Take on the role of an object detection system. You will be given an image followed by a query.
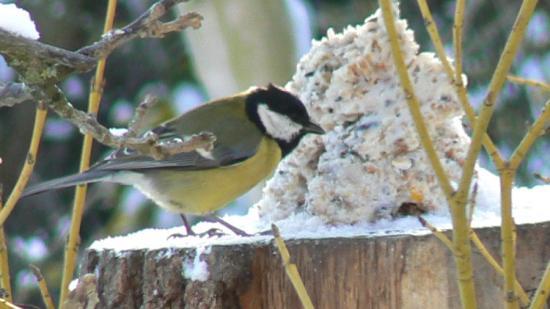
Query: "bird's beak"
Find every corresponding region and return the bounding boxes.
[303,121,325,134]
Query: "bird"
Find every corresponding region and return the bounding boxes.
[22,84,324,236]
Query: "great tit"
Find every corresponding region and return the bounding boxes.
[23,84,324,236]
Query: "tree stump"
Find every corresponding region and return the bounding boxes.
[79,222,550,308]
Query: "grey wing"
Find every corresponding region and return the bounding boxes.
[92,120,261,172]
[92,150,220,171]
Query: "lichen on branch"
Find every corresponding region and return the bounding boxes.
[0,0,210,160]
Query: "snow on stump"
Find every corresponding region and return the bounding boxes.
[79,223,549,308]
[73,6,550,309]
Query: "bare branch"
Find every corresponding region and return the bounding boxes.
[0,29,96,78]
[0,82,33,108]
[0,0,209,160]
[127,94,158,137]
[77,0,203,59]
[27,84,215,160]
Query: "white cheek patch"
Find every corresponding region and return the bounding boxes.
[257,104,303,142]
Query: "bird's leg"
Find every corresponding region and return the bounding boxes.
[203,215,251,236]
[167,214,196,239]
[180,214,195,236]
[169,214,225,238]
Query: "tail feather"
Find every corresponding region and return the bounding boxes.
[22,170,112,197]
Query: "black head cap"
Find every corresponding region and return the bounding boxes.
[246,83,324,156]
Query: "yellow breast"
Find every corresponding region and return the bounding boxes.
[142,137,282,215]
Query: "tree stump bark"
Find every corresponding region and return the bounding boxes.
[79,222,550,308]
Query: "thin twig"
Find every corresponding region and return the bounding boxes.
[0,82,34,108]
[453,0,466,91]
[0,185,12,302]
[378,0,453,198]
[507,75,550,92]
[0,105,48,226]
[415,0,505,170]
[467,179,478,227]
[379,3,477,306]
[127,95,159,137]
[529,261,550,309]
[30,264,55,309]
[469,232,529,306]
[77,0,202,59]
[454,0,539,214]
[417,216,455,251]
[59,0,118,304]
[419,216,529,306]
[271,224,314,309]
[509,99,550,170]
[533,173,550,184]
[500,168,518,308]
[0,298,22,309]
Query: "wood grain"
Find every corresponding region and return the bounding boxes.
[80,222,550,308]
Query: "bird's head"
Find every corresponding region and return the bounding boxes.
[246,84,324,156]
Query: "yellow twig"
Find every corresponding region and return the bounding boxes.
[0,298,22,309]
[469,231,529,306]
[415,0,505,170]
[0,104,47,303]
[30,264,55,309]
[379,2,477,308]
[500,168,518,309]
[0,186,11,303]
[419,216,529,307]
[271,225,314,309]
[455,0,539,214]
[378,0,453,198]
[59,0,118,304]
[507,75,550,92]
[453,0,465,88]
[417,216,454,252]
[534,173,550,184]
[509,99,550,170]
[0,229,10,303]
[529,261,550,309]
[0,105,48,226]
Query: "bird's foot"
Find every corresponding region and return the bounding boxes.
[167,227,226,239]
[202,216,253,236]
[256,229,273,236]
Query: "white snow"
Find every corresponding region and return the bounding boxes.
[109,127,128,137]
[182,246,212,281]
[68,278,79,292]
[0,4,40,40]
[89,167,550,252]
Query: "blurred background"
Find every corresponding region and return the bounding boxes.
[0,0,548,305]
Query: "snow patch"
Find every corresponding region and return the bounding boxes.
[0,4,40,40]
[182,246,212,282]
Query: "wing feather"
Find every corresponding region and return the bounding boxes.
[92,95,263,172]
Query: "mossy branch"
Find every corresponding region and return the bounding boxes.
[0,0,209,161]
